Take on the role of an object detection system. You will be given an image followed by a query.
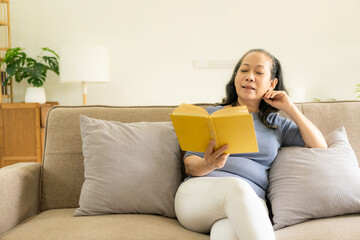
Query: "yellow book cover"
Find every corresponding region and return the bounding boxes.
[170,103,259,154]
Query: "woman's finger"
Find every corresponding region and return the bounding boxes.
[271,92,278,99]
[214,153,230,168]
[264,91,271,99]
[205,139,215,155]
[212,144,229,160]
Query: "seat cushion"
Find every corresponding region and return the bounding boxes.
[2,209,360,240]
[0,209,209,240]
[275,214,360,240]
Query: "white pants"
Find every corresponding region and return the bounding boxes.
[174,177,276,240]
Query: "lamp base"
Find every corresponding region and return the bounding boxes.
[82,82,87,105]
[83,93,87,105]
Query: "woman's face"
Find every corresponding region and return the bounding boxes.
[234,52,277,103]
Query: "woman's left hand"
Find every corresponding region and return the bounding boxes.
[263,90,328,149]
[262,91,295,112]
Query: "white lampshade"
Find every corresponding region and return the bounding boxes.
[60,44,109,104]
[60,44,109,83]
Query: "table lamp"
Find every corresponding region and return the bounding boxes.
[60,44,109,105]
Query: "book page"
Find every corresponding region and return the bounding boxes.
[211,114,258,154]
[171,103,209,117]
[210,105,249,118]
[170,114,212,152]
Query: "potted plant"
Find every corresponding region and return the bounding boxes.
[0,47,59,103]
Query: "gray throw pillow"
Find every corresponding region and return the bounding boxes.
[74,115,182,218]
[268,127,360,230]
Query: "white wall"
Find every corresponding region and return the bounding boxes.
[9,0,360,106]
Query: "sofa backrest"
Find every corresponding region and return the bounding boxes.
[40,101,360,212]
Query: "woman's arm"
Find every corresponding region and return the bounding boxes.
[284,105,327,148]
[263,91,327,149]
[185,140,230,176]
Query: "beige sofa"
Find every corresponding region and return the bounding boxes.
[1,101,360,240]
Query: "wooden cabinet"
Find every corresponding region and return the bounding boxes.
[0,102,58,168]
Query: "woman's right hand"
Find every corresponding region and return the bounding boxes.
[204,140,230,170]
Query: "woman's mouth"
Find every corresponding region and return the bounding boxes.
[242,85,255,91]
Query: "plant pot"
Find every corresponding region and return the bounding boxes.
[25,87,46,104]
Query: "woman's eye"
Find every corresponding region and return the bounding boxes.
[257,72,264,75]
[240,69,248,72]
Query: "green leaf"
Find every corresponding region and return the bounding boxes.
[313,98,321,102]
[29,63,46,78]
[43,56,59,75]
[2,48,27,67]
[26,57,36,64]
[14,70,27,83]
[42,47,60,59]
[5,63,17,77]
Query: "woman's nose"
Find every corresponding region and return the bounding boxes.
[245,72,255,81]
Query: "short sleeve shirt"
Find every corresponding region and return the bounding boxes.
[184,106,305,200]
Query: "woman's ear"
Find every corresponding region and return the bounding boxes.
[269,78,278,91]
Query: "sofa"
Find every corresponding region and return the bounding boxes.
[1,100,360,240]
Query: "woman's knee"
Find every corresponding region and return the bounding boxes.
[175,181,226,233]
[220,178,256,199]
[210,218,238,240]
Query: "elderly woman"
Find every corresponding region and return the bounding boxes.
[175,49,327,240]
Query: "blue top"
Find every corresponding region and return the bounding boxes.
[184,105,305,200]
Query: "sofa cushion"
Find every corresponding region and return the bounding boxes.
[2,209,360,240]
[74,116,182,218]
[0,209,209,240]
[274,213,360,240]
[268,127,360,230]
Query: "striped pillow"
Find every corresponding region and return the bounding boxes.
[268,127,360,230]
[74,115,182,218]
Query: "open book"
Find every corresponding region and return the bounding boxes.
[170,103,259,154]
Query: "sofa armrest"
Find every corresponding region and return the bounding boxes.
[0,163,41,236]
